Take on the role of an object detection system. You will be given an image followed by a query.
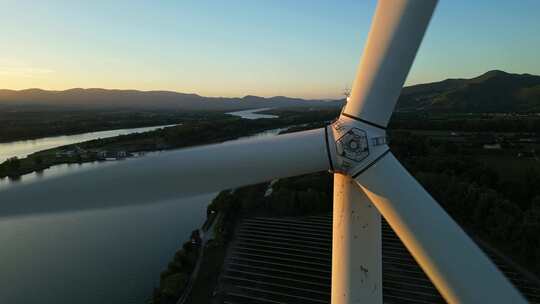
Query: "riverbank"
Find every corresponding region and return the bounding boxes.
[147,206,220,304]
[149,168,334,304]
[0,109,340,179]
[149,189,244,304]
[226,108,278,120]
[0,108,228,143]
[0,124,179,163]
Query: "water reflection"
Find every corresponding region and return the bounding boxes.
[227,108,278,119]
[0,160,117,189]
[0,128,287,190]
[0,125,285,303]
[0,124,177,163]
[0,193,214,304]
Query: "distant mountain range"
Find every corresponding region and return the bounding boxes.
[1,70,539,112]
[397,70,540,113]
[0,88,339,111]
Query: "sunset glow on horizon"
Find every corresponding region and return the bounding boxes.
[2,0,540,99]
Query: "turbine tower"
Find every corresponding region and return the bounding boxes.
[0,0,527,303]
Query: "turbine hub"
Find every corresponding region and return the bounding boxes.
[325,115,389,177]
[336,128,369,162]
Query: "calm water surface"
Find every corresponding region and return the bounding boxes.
[0,126,283,304]
[227,108,278,119]
[0,124,177,163]
[0,194,213,304]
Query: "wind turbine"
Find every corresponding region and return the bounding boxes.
[0,0,527,303]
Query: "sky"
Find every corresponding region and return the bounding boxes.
[1,0,539,99]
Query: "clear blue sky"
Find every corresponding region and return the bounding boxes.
[2,0,539,99]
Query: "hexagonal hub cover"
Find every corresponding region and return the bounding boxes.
[335,128,369,162]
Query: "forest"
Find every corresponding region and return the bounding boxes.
[391,131,540,275]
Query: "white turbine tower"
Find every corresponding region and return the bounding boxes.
[0,1,527,303]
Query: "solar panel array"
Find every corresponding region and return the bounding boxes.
[218,214,540,304]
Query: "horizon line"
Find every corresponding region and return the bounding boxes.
[0,69,534,100]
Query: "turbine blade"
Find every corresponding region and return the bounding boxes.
[354,152,526,303]
[0,128,329,219]
[344,0,437,127]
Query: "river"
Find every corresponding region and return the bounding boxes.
[227,108,278,120]
[0,124,177,163]
[0,125,284,304]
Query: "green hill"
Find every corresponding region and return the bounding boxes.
[397,70,540,113]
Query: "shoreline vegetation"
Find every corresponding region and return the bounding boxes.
[149,171,334,304]
[0,109,217,143]
[0,109,339,179]
[148,209,216,304]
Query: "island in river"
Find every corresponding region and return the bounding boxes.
[0,108,339,179]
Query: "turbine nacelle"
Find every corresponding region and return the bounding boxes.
[326,115,389,177]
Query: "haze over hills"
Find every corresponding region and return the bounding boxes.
[1,70,539,113]
[0,88,339,111]
[397,70,540,113]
